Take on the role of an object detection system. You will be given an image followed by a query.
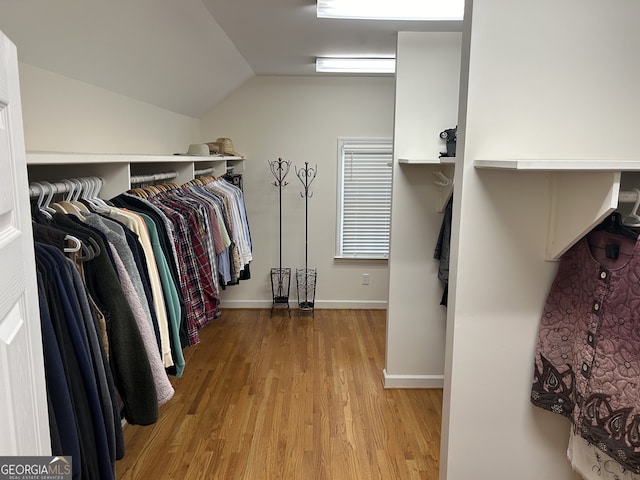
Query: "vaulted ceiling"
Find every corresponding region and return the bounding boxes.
[0,0,461,117]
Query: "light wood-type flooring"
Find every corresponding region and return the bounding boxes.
[115,309,442,479]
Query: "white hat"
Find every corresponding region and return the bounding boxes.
[186,144,210,156]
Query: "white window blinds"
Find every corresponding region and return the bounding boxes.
[336,138,392,259]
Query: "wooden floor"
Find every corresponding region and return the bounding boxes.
[115,309,442,480]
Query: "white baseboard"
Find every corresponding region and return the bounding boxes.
[219,300,272,309]
[219,299,388,309]
[382,369,444,389]
[315,300,387,309]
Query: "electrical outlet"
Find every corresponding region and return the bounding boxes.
[362,273,370,285]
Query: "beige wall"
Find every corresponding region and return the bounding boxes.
[19,68,395,308]
[199,76,395,308]
[19,63,199,155]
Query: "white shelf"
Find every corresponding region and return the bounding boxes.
[26,151,244,165]
[475,159,640,171]
[26,151,245,199]
[398,157,456,165]
[472,158,628,261]
[396,158,455,212]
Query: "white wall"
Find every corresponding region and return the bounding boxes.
[19,63,199,154]
[385,32,462,388]
[441,0,640,479]
[199,76,395,308]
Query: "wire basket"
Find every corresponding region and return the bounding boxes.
[296,267,317,312]
[270,267,291,315]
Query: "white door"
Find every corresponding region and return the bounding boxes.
[0,31,51,455]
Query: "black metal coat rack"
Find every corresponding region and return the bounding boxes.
[295,162,317,313]
[269,157,292,316]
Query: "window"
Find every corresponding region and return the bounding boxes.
[336,138,393,259]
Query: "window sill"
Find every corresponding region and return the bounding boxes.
[334,256,389,261]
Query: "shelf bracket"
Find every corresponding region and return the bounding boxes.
[546,170,621,260]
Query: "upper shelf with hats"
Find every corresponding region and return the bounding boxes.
[25,146,245,200]
[25,151,243,164]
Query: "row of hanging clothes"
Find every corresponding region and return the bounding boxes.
[531,189,640,480]
[30,171,251,480]
[433,170,453,307]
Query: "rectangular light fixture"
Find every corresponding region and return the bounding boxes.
[316,57,396,74]
[317,0,464,21]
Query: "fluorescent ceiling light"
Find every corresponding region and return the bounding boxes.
[316,57,395,74]
[317,0,464,21]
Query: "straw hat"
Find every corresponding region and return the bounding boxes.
[206,142,224,154]
[216,137,240,156]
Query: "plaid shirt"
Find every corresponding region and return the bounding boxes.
[160,193,219,311]
[151,195,211,346]
[167,190,220,307]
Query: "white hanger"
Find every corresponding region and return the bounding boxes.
[623,188,640,227]
[63,178,76,202]
[77,177,101,210]
[52,179,84,216]
[90,176,109,207]
[33,182,53,219]
[79,176,105,210]
[68,178,90,213]
[432,171,452,187]
[70,178,82,202]
[40,181,62,216]
[78,176,108,212]
[63,235,82,253]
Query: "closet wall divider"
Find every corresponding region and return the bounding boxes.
[440,1,640,479]
[384,32,462,389]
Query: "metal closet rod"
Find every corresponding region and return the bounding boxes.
[130,171,178,185]
[28,176,103,198]
[619,190,640,203]
[29,170,181,197]
[194,167,215,177]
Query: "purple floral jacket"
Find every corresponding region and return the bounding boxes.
[532,229,640,473]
